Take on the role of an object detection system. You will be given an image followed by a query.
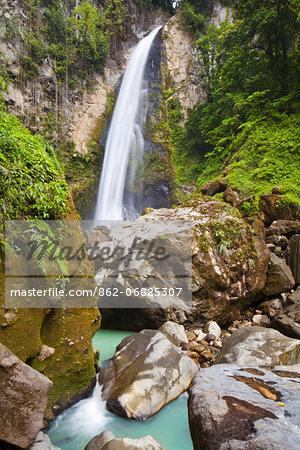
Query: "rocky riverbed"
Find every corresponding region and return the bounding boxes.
[1,200,299,449]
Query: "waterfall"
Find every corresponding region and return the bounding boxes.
[94,27,162,221]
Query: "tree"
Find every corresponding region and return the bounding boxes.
[69,1,109,72]
[104,0,128,56]
[232,0,299,95]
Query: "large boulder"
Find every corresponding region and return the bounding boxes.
[188,363,300,450]
[94,199,270,329]
[98,329,198,420]
[201,178,228,197]
[262,253,295,296]
[0,343,52,448]
[215,327,300,366]
[85,430,164,450]
[0,306,101,421]
[271,311,300,340]
[223,186,244,206]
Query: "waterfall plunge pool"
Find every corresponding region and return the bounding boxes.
[47,329,193,450]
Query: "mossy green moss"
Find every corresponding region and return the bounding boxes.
[0,306,47,362]
[0,258,101,419]
[30,307,101,418]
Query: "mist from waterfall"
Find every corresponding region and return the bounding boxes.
[94,27,161,221]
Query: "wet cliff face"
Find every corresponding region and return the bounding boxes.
[0,259,101,421]
[0,2,171,419]
[163,15,205,118]
[122,28,172,216]
[0,1,171,222]
[162,1,233,119]
[0,1,170,154]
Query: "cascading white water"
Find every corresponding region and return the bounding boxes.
[94,27,161,221]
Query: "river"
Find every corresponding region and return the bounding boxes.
[47,329,193,450]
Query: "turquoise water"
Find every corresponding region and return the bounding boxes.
[47,329,193,450]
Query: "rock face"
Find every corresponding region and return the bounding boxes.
[263,253,295,296]
[0,343,52,448]
[85,430,164,450]
[0,305,101,421]
[163,15,204,118]
[163,2,233,119]
[215,327,300,366]
[99,329,198,420]
[188,363,300,450]
[210,0,233,27]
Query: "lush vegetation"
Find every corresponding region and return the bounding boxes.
[1,0,174,86]
[0,80,68,237]
[178,0,214,35]
[174,0,300,205]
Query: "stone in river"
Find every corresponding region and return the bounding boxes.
[99,329,198,420]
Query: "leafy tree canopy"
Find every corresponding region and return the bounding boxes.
[176,0,300,205]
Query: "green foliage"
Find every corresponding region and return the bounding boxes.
[43,0,68,45]
[26,33,47,65]
[178,0,214,35]
[0,84,68,225]
[20,55,39,79]
[136,0,173,12]
[180,0,299,204]
[4,16,18,43]
[69,1,109,72]
[103,0,129,55]
[0,51,13,83]
[226,114,300,204]
[179,2,206,35]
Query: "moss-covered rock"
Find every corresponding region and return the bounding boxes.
[142,197,270,326]
[0,260,101,421]
[101,198,270,330]
[30,307,101,420]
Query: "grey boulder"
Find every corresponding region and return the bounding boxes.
[99,329,198,420]
[85,430,164,450]
[29,432,61,450]
[271,286,300,339]
[188,363,300,449]
[215,327,300,366]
